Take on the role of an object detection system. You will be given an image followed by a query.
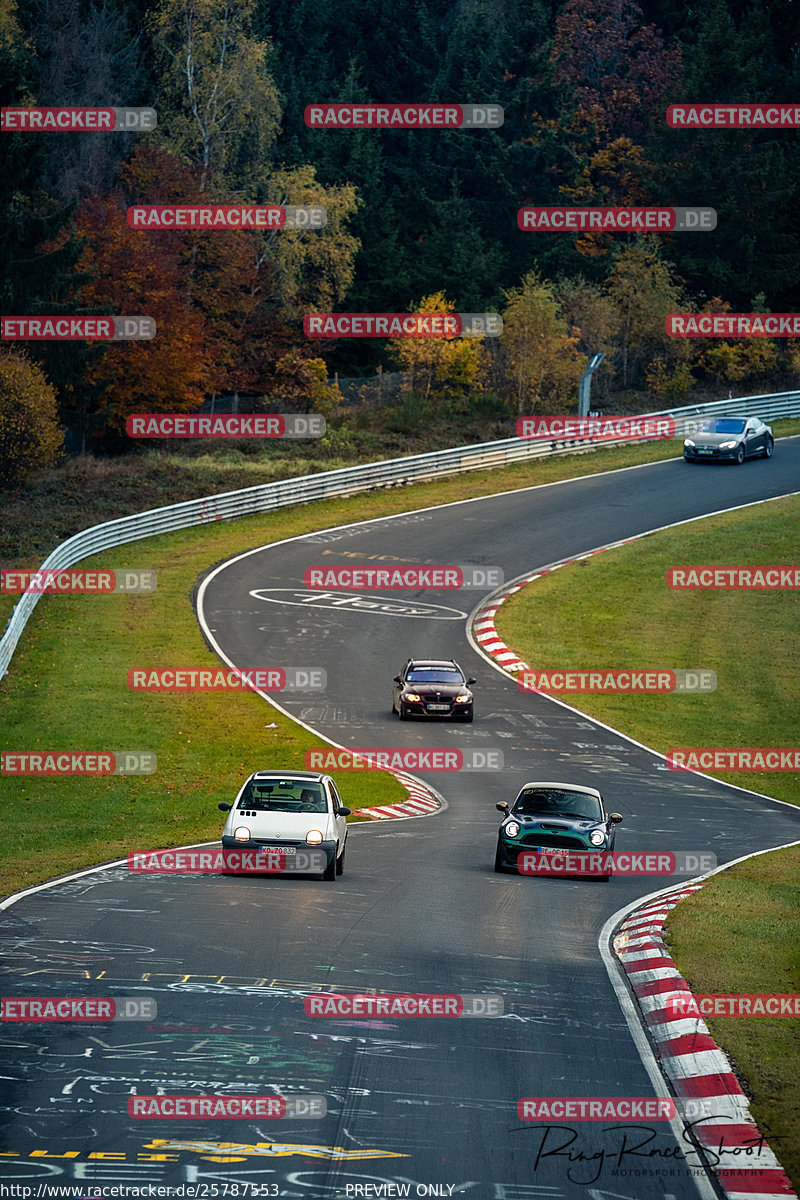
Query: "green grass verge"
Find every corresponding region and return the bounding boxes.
[494,491,799,1190]
[663,848,800,1188]
[494,492,799,805]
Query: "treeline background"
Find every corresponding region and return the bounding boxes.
[1,0,799,474]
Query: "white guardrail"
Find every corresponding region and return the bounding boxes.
[2,390,799,680]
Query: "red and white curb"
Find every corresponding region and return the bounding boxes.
[472,537,643,673]
[358,769,441,820]
[614,884,797,1200]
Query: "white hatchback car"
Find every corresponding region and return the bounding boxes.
[219,770,351,882]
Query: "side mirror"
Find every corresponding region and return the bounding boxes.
[467,677,476,685]
[336,806,352,817]
[393,675,402,684]
[496,801,509,812]
[610,812,623,824]
[218,802,232,812]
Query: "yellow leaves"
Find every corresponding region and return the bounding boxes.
[0,350,63,487]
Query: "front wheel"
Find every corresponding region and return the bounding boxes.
[735,444,745,465]
[494,846,508,873]
[764,437,774,458]
[399,704,409,721]
[336,845,345,876]
[461,710,474,723]
[322,855,337,881]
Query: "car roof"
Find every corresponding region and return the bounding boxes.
[407,659,459,667]
[248,770,327,783]
[516,781,603,799]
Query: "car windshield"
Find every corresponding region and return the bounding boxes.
[703,419,745,434]
[406,669,463,684]
[513,789,603,822]
[238,780,327,813]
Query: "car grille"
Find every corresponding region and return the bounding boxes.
[252,838,304,849]
[520,833,583,850]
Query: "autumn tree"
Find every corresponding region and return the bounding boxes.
[551,0,681,243]
[604,240,687,388]
[499,271,583,414]
[0,349,63,486]
[147,0,281,192]
[688,298,779,389]
[388,293,486,404]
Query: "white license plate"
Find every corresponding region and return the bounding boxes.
[259,845,295,854]
[427,703,450,711]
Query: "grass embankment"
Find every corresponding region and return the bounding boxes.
[1,432,744,899]
[494,495,799,1188]
[663,851,800,1187]
[494,493,800,805]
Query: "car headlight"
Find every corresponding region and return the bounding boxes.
[589,829,606,846]
[719,440,737,449]
[455,694,471,703]
[306,829,323,845]
[504,821,521,838]
[234,825,251,840]
[404,692,422,702]
[684,438,695,447]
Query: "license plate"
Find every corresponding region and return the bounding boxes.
[259,845,295,854]
[427,703,450,711]
[697,448,713,455]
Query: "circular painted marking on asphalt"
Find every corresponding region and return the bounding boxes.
[249,588,468,619]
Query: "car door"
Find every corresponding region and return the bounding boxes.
[327,778,347,849]
[744,418,763,457]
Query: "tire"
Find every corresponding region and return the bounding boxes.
[735,444,745,465]
[399,704,409,721]
[764,437,774,458]
[322,855,336,881]
[598,874,611,883]
[336,845,345,876]
[462,709,474,723]
[494,846,508,873]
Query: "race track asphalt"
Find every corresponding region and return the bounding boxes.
[2,445,799,1200]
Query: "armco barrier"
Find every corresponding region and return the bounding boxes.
[2,391,798,681]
